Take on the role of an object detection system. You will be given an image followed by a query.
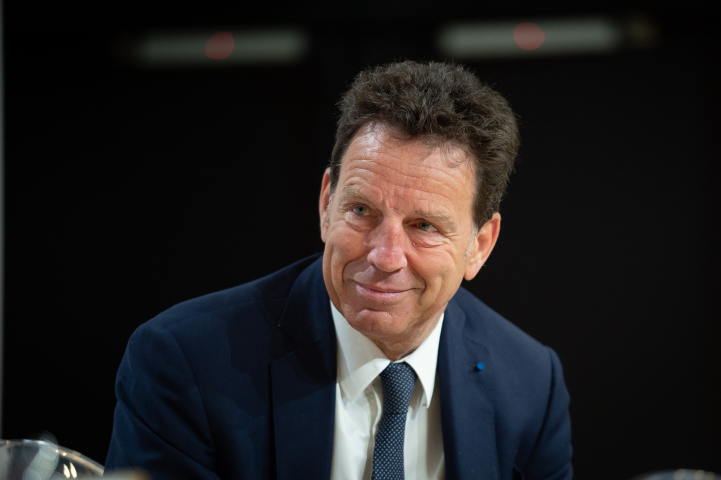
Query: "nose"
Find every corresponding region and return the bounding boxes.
[366,218,408,272]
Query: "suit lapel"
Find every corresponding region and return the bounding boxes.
[439,298,500,479]
[271,258,337,480]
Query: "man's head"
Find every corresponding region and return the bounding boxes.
[319,61,519,360]
[329,61,519,229]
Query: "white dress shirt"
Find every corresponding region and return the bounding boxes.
[329,301,446,480]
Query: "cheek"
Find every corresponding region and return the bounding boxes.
[328,224,367,270]
[412,251,464,296]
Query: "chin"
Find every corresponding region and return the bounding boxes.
[344,305,411,339]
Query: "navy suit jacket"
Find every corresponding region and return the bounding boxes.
[106,254,572,480]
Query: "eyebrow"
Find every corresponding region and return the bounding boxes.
[341,185,374,205]
[341,185,457,229]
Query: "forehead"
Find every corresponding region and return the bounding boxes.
[337,124,475,210]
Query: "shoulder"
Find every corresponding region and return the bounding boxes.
[448,287,572,472]
[108,256,325,477]
[448,286,566,412]
[451,286,551,362]
[130,254,322,353]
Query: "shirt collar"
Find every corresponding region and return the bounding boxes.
[331,300,444,408]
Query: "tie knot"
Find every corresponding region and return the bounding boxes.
[379,362,417,415]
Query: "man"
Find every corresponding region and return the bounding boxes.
[106,61,572,480]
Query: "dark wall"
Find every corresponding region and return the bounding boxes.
[3,3,720,479]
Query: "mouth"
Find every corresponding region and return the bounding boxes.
[353,281,411,303]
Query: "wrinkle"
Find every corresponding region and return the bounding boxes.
[344,170,459,201]
[352,157,463,185]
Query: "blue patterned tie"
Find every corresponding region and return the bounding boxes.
[372,362,417,480]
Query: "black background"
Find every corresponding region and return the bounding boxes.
[3,1,720,478]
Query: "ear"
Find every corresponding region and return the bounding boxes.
[464,212,501,281]
[319,168,332,243]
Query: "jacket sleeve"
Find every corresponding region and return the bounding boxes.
[105,321,222,480]
[523,347,573,480]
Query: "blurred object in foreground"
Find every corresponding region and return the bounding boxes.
[437,15,659,60]
[630,470,721,480]
[0,439,103,478]
[118,28,309,68]
[102,471,151,480]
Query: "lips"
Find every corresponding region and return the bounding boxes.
[355,281,408,294]
[354,281,411,304]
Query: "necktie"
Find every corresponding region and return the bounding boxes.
[372,362,417,480]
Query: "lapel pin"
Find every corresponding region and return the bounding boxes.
[476,362,485,371]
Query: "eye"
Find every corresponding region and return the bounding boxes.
[416,221,438,232]
[352,205,370,216]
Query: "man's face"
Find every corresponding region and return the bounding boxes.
[319,123,499,358]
